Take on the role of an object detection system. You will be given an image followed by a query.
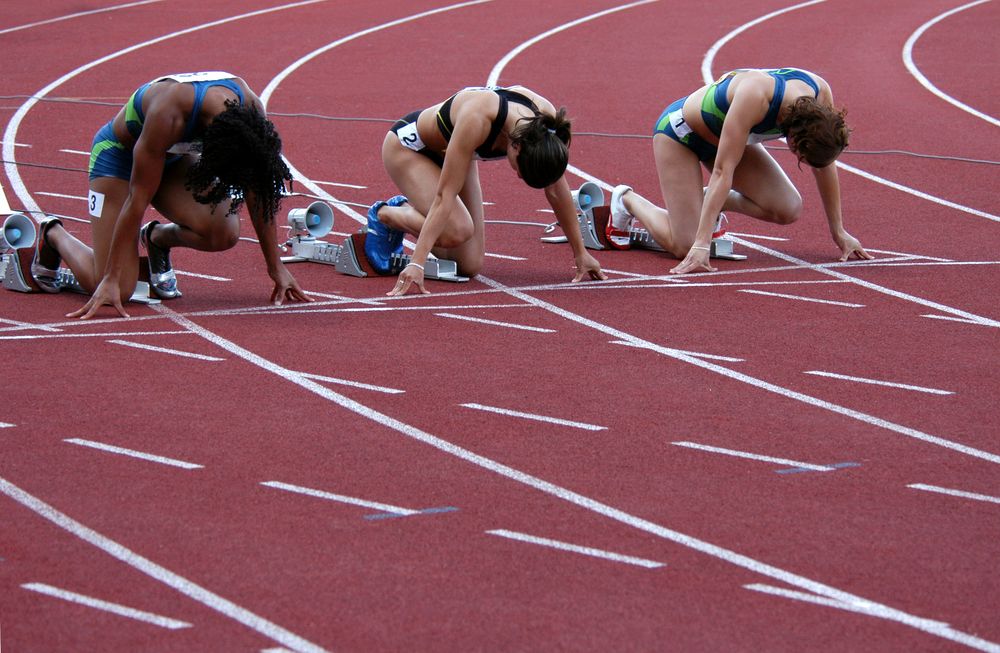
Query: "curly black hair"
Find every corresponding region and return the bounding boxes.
[185,100,291,221]
[510,108,572,189]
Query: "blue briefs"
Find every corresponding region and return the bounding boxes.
[653,97,718,163]
[88,121,131,181]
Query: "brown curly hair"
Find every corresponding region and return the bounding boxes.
[779,97,850,168]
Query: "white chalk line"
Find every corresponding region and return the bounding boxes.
[486,529,666,568]
[21,582,192,629]
[261,481,418,515]
[435,312,556,333]
[64,438,203,470]
[738,289,865,308]
[107,339,225,361]
[460,403,606,431]
[804,371,953,396]
[672,441,833,472]
[907,483,1000,505]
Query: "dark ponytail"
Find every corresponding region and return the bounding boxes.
[510,108,572,188]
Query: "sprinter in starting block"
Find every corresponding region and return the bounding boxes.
[370,85,606,296]
[617,67,871,274]
[31,71,310,319]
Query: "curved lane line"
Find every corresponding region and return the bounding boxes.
[0,0,165,36]
[2,0,327,217]
[903,0,999,128]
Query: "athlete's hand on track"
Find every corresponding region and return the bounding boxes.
[573,252,607,282]
[67,277,129,319]
[670,245,716,275]
[387,263,429,296]
[270,267,313,305]
[835,231,873,262]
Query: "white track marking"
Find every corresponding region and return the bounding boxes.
[174,270,231,281]
[864,247,952,262]
[610,340,745,362]
[435,312,556,333]
[908,483,1000,505]
[921,313,986,326]
[460,403,606,431]
[744,584,951,630]
[0,477,327,652]
[738,289,865,308]
[903,0,998,127]
[0,330,190,341]
[486,0,658,86]
[0,317,61,332]
[482,274,1000,465]
[261,481,418,515]
[1,422,14,428]
[725,232,789,242]
[58,149,90,156]
[312,180,366,189]
[36,191,86,201]
[296,371,404,395]
[804,371,954,396]
[65,438,203,470]
[3,0,328,215]
[672,441,834,472]
[22,583,192,629]
[730,236,1000,328]
[484,252,528,260]
[154,304,999,652]
[107,339,224,361]
[486,529,665,568]
[0,0,164,35]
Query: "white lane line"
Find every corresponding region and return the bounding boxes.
[903,0,998,127]
[486,0,658,86]
[154,303,1000,653]
[1,476,326,652]
[486,529,665,568]
[460,403,606,431]
[738,289,865,308]
[36,191,86,201]
[672,441,833,472]
[725,232,789,242]
[744,584,950,630]
[296,371,404,395]
[730,237,1000,327]
[908,483,1000,505]
[22,582,192,629]
[0,330,189,341]
[0,0,164,35]
[864,247,952,262]
[173,270,231,282]
[435,312,556,333]
[64,438,202,470]
[107,339,225,361]
[1,422,15,428]
[58,149,90,156]
[610,340,744,362]
[804,371,954,396]
[484,252,528,261]
[261,481,419,515]
[312,180,366,190]
[921,313,990,326]
[0,317,62,332]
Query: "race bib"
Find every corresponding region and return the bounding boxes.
[669,110,692,138]
[87,190,105,219]
[396,121,425,152]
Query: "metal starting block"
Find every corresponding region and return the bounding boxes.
[0,251,158,303]
[279,201,468,282]
[540,183,746,261]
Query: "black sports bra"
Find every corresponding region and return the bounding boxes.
[435,87,539,160]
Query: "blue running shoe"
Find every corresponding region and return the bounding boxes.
[364,199,405,274]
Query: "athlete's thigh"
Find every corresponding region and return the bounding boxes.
[382,133,444,216]
[151,155,237,235]
[654,134,706,242]
[731,144,800,215]
[89,176,137,281]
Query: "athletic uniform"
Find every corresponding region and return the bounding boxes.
[88,72,245,180]
[653,68,820,161]
[389,87,539,167]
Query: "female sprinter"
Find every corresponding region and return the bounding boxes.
[366,85,606,296]
[606,67,871,274]
[30,71,310,318]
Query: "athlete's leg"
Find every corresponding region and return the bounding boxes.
[149,155,240,251]
[728,144,802,225]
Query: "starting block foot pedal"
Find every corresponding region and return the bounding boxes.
[1,252,159,303]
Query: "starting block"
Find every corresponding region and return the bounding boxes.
[0,250,158,304]
[541,184,746,261]
[279,201,468,282]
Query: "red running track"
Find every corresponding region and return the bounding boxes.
[1,1,998,651]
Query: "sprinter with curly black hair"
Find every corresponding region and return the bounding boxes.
[367,85,605,296]
[31,72,310,319]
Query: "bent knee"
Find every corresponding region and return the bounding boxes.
[436,221,475,249]
[203,223,241,251]
[769,194,803,225]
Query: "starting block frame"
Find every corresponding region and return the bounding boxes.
[542,198,747,261]
[1,251,159,303]
[281,231,469,283]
